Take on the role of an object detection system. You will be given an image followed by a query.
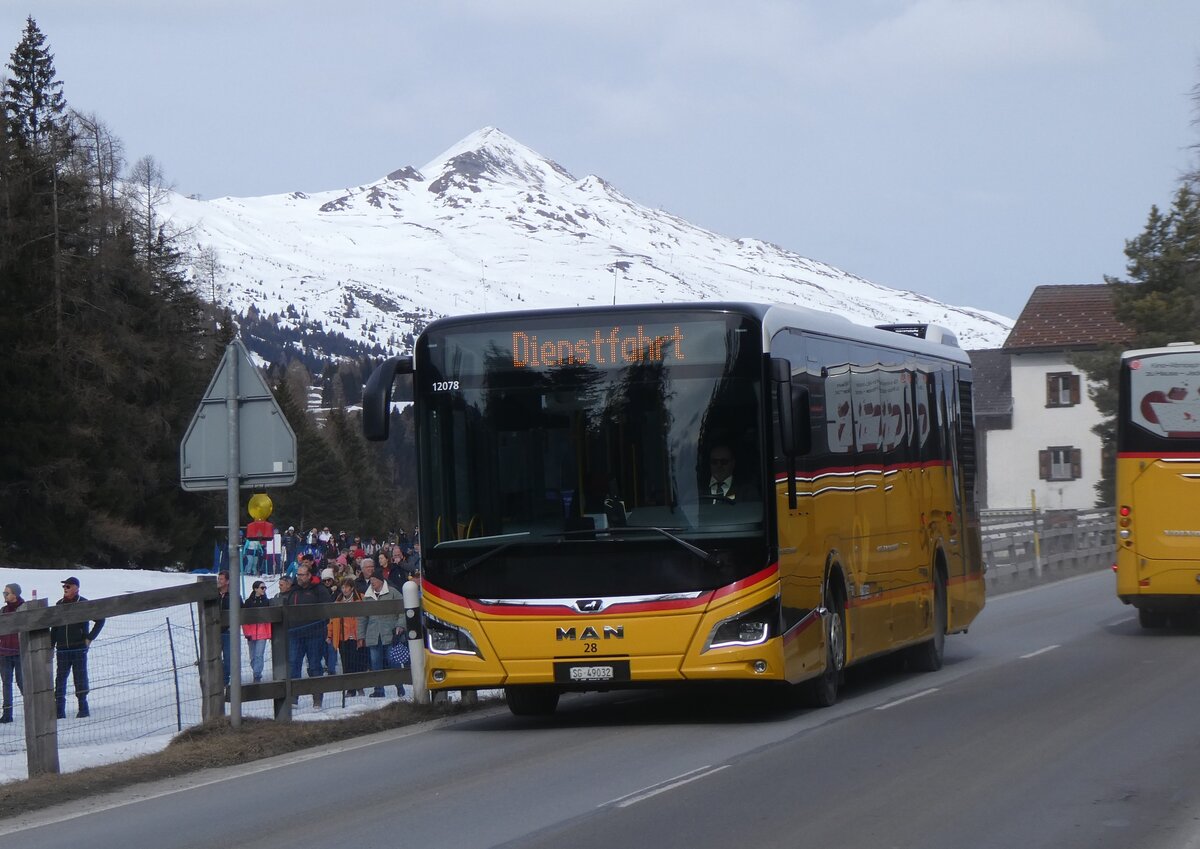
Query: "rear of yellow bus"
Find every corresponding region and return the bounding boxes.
[1115,344,1200,627]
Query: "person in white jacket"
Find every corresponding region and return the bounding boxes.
[356,567,404,698]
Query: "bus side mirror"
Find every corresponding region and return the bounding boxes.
[362,355,413,441]
[770,357,812,458]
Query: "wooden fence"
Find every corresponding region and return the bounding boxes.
[981,508,1115,589]
[0,581,415,778]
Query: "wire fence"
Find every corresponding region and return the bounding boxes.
[0,600,409,783]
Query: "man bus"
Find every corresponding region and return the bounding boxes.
[1115,343,1200,628]
[363,302,984,714]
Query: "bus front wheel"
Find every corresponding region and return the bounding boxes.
[804,580,845,708]
[505,685,560,716]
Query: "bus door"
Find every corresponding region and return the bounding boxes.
[880,357,922,641]
[849,346,893,656]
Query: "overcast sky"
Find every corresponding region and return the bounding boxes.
[5,1,1199,319]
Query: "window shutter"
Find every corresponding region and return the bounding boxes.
[1039,449,1050,480]
[1045,375,1054,406]
[1070,448,1082,479]
[1069,374,1081,406]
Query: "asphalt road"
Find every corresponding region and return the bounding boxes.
[5,570,1200,849]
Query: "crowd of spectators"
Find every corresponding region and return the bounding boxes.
[215,524,422,709]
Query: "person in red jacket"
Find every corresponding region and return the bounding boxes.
[1,583,24,723]
[242,580,272,682]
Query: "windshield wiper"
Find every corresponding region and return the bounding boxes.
[570,525,722,567]
[442,532,531,577]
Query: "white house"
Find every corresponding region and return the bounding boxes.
[972,284,1129,511]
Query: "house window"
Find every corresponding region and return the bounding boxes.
[1039,446,1082,481]
[1045,372,1081,407]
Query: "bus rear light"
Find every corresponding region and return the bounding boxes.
[1119,529,1131,539]
[1119,505,1131,517]
[1139,579,1151,587]
[1111,563,1118,572]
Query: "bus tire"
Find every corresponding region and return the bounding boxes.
[505,685,560,716]
[804,578,845,708]
[1138,607,1168,629]
[908,573,946,672]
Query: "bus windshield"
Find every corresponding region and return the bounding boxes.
[416,311,766,559]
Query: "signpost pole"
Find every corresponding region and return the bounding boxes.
[183,336,297,732]
[225,343,243,727]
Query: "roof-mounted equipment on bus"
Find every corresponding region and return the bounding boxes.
[875,323,959,348]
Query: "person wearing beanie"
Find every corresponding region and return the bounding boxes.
[1,583,25,723]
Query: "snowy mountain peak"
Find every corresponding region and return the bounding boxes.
[422,126,576,197]
[166,127,1013,360]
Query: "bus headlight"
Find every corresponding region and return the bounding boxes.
[704,597,780,652]
[425,612,484,658]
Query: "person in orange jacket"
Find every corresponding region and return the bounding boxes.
[329,578,365,695]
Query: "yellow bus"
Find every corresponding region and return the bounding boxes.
[363,303,984,715]
[1115,343,1200,628]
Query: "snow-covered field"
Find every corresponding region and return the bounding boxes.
[0,568,412,784]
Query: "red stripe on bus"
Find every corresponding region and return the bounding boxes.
[772,459,952,482]
[422,566,779,617]
[1117,452,1200,460]
[782,608,821,645]
[710,564,779,602]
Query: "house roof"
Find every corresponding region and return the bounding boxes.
[1002,284,1130,351]
[968,348,1012,418]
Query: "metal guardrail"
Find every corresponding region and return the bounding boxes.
[981,507,1115,589]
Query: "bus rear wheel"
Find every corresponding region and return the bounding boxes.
[1138,607,1168,629]
[804,581,845,708]
[505,685,560,716]
[908,575,946,672]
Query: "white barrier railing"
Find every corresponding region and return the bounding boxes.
[981,508,1114,588]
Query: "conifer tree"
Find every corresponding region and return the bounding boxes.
[1077,72,1200,505]
[0,18,221,565]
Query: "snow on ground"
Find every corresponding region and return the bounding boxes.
[0,567,416,784]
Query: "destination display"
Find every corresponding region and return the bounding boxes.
[431,317,736,376]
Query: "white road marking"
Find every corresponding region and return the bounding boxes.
[0,708,504,835]
[604,764,731,808]
[1020,644,1061,659]
[1104,615,1137,627]
[875,688,939,710]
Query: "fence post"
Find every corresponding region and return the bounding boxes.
[198,596,224,721]
[272,609,291,721]
[18,598,57,777]
[166,617,183,732]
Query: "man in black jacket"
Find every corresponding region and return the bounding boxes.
[285,563,332,708]
[51,577,105,719]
